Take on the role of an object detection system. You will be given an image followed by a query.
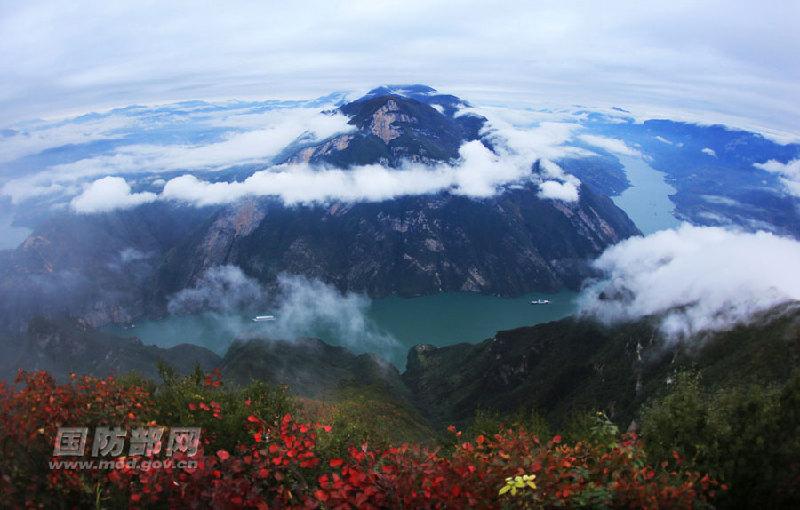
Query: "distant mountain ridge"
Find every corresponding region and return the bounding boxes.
[578,113,800,238]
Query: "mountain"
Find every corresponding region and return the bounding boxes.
[402,302,800,428]
[155,86,638,300]
[220,337,410,401]
[0,85,639,331]
[0,316,432,441]
[283,85,484,167]
[0,318,411,405]
[156,180,637,300]
[0,203,208,331]
[218,337,433,442]
[0,316,220,382]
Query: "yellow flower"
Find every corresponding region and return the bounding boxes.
[498,474,537,496]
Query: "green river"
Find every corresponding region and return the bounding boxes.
[106,291,578,368]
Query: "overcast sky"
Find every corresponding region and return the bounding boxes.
[1,1,798,134]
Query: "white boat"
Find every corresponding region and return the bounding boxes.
[252,315,276,322]
[530,299,551,305]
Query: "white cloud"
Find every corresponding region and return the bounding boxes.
[579,224,800,339]
[1,107,351,203]
[537,159,580,201]
[4,101,591,211]
[538,179,579,202]
[270,273,397,351]
[469,106,588,161]
[70,176,156,213]
[161,140,550,206]
[753,158,800,197]
[654,135,673,145]
[71,135,582,211]
[577,134,641,157]
[119,247,151,263]
[0,115,133,164]
[167,267,397,352]
[66,116,341,172]
[168,265,266,315]
[701,194,737,206]
[2,180,75,203]
[459,106,584,202]
[701,147,717,157]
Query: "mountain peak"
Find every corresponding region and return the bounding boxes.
[354,84,470,118]
[283,87,485,167]
[364,84,438,99]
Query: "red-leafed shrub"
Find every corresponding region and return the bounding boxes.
[0,370,722,509]
[0,370,154,507]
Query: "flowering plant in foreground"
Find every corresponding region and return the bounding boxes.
[0,370,722,509]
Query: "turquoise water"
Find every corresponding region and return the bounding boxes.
[367,291,577,348]
[612,156,680,234]
[106,290,578,367]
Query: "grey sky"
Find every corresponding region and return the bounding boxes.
[1,1,798,134]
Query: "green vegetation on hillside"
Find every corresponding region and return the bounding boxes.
[641,371,800,509]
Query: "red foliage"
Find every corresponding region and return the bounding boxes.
[0,370,154,506]
[0,370,722,509]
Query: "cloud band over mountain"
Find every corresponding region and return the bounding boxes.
[68,140,581,211]
[579,224,800,339]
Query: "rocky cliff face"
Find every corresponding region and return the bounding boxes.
[159,180,636,298]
